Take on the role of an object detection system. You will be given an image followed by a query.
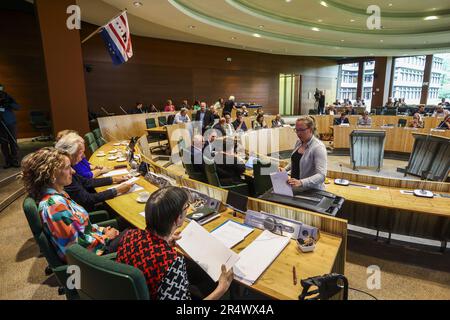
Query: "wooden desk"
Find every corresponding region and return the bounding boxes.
[90,142,344,300]
[333,126,450,153]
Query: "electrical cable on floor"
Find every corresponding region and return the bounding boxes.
[349,287,378,300]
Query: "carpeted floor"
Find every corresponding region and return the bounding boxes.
[1,194,449,300]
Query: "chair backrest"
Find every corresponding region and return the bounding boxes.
[203,157,222,187]
[146,118,157,129]
[87,142,99,154]
[383,108,398,116]
[84,132,96,145]
[29,111,48,125]
[308,109,318,115]
[182,148,207,182]
[96,137,106,147]
[253,159,277,197]
[92,128,102,140]
[158,116,167,126]
[398,119,407,127]
[22,197,64,269]
[66,244,150,300]
[167,115,175,125]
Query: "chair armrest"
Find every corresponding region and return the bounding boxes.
[102,252,117,260]
[96,219,119,229]
[88,210,110,224]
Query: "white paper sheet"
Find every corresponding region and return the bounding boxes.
[211,220,254,249]
[108,183,143,195]
[233,230,290,285]
[102,169,129,177]
[177,221,240,282]
[270,171,293,197]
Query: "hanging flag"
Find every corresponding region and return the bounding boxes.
[99,11,133,65]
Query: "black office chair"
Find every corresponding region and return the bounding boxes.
[30,111,53,142]
[182,148,208,183]
[203,157,249,195]
[167,115,175,125]
[383,108,398,116]
[398,119,407,127]
[253,159,277,197]
[308,109,318,115]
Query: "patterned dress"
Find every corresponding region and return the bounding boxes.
[39,188,106,262]
[116,229,191,300]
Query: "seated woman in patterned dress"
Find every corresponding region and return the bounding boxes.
[21,148,123,262]
[115,186,233,300]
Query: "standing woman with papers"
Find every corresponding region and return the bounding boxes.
[116,187,233,300]
[280,116,327,191]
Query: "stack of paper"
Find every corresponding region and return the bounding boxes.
[211,220,254,248]
[270,171,293,197]
[102,169,129,177]
[108,177,143,195]
[177,221,240,282]
[233,230,290,285]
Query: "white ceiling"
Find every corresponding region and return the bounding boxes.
[77,0,450,57]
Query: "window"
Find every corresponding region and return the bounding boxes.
[337,63,360,102]
[428,54,450,105]
[392,55,426,104]
[362,60,375,109]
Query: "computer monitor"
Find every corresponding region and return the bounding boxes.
[226,191,248,213]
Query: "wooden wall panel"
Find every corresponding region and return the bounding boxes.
[0,9,51,138]
[80,23,339,116]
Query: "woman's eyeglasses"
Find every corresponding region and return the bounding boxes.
[294,127,310,133]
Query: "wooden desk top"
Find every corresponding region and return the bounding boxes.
[325,182,450,218]
[90,142,343,300]
[242,166,449,218]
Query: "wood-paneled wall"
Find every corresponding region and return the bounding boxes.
[0,9,51,138]
[80,23,338,117]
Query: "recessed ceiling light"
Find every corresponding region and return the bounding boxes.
[320,1,328,7]
[424,16,438,20]
[188,25,196,29]
[311,27,320,31]
[388,3,393,7]
[133,1,143,7]
[318,19,323,22]
[253,33,261,38]
[258,25,264,29]
[380,39,384,43]
[340,39,345,42]
[285,0,292,2]
[370,53,374,56]
[231,36,237,40]
[350,19,355,22]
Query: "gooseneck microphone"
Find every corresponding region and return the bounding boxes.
[334,164,350,186]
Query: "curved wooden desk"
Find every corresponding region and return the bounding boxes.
[89,142,346,300]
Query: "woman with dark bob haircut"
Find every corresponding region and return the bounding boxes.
[116,186,233,300]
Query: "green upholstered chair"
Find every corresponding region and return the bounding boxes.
[66,244,149,300]
[182,148,207,183]
[22,197,118,299]
[146,118,157,129]
[84,132,99,154]
[203,157,249,195]
[158,116,167,126]
[93,128,106,147]
[253,158,277,197]
[22,197,78,299]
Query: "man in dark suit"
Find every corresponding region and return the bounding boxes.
[0,84,20,168]
[232,112,248,132]
[194,102,215,132]
[334,112,350,125]
[318,91,325,115]
[223,96,236,115]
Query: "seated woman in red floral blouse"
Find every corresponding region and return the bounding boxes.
[116,186,233,300]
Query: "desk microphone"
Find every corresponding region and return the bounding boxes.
[120,106,128,115]
[334,164,350,186]
[101,107,115,116]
